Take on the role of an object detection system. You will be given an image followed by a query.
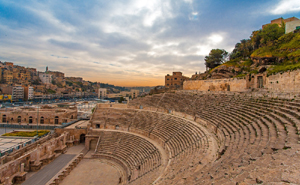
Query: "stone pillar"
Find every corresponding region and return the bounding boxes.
[48,146,52,155]
[58,140,63,148]
[21,163,25,173]
[36,147,40,163]
[63,132,68,144]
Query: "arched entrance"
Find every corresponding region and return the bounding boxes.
[40,117,44,124]
[29,116,33,124]
[17,116,21,123]
[55,116,59,124]
[2,115,6,123]
[80,134,86,143]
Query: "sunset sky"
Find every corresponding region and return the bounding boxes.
[1,0,300,86]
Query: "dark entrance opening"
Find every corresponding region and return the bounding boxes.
[29,116,33,124]
[257,76,263,88]
[2,115,6,123]
[55,116,59,124]
[40,117,44,124]
[80,134,86,143]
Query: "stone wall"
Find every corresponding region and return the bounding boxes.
[183,69,300,94]
[286,20,300,33]
[0,132,69,184]
[55,128,87,142]
[265,69,300,93]
[97,103,128,109]
[183,78,248,92]
[0,108,77,125]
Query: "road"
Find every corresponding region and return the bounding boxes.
[22,154,76,185]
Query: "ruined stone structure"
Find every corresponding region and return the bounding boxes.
[184,69,300,93]
[3,87,300,184]
[165,72,189,89]
[184,78,248,92]
[86,104,213,184]
[0,106,77,125]
[0,132,69,184]
[262,17,299,29]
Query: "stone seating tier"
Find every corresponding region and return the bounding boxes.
[128,91,300,184]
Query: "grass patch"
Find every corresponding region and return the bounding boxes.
[251,32,300,59]
[267,62,300,75]
[234,73,246,78]
[240,59,253,67]
[47,89,56,94]
[2,130,50,137]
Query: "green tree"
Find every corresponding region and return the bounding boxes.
[205,49,228,70]
[258,24,285,46]
[118,96,125,103]
[250,30,262,50]
[230,39,254,60]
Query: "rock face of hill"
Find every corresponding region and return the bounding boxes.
[192,26,300,81]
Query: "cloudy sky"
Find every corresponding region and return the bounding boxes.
[1,0,300,86]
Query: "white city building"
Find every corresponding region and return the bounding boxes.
[28,86,34,100]
[39,72,52,84]
[98,88,107,99]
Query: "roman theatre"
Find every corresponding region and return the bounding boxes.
[2,91,300,185]
[65,91,300,184]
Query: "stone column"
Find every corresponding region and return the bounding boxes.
[21,163,25,173]
[36,148,40,163]
[48,146,53,155]
[59,140,63,148]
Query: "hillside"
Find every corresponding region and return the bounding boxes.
[193,24,300,80]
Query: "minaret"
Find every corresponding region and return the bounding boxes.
[46,66,48,72]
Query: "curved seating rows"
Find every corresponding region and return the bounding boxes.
[91,108,212,184]
[91,130,161,183]
[129,91,300,184]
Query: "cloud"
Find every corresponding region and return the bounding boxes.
[0,0,277,86]
[270,0,300,15]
